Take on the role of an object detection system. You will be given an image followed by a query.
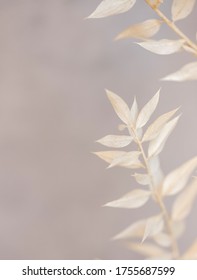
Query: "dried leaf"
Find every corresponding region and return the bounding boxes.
[108,151,142,169]
[136,89,160,129]
[94,151,126,164]
[172,179,197,221]
[133,173,150,186]
[118,124,127,131]
[130,97,138,125]
[142,108,179,142]
[172,0,196,22]
[148,156,164,186]
[87,0,136,19]
[162,157,197,196]
[113,219,146,240]
[128,242,170,258]
[137,39,184,55]
[153,232,171,248]
[142,214,164,242]
[173,221,185,239]
[106,89,131,124]
[116,19,162,40]
[104,189,151,209]
[162,62,197,81]
[97,135,133,148]
[148,116,180,158]
[183,239,197,259]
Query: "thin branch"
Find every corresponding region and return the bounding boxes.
[127,124,180,259]
[145,0,197,56]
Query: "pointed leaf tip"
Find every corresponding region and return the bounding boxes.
[136,89,160,129]
[87,0,136,19]
[106,89,131,124]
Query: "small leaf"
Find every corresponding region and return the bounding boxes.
[113,219,146,240]
[142,108,179,142]
[137,39,184,55]
[142,214,164,243]
[162,157,197,196]
[172,178,197,221]
[128,242,170,259]
[172,0,196,22]
[136,89,160,129]
[133,173,150,186]
[148,156,164,186]
[97,135,133,148]
[94,151,126,164]
[182,238,197,259]
[116,19,162,40]
[108,151,142,169]
[104,189,151,209]
[162,62,197,81]
[106,89,131,124]
[153,233,171,248]
[87,0,136,19]
[118,124,127,131]
[130,97,138,125]
[148,116,180,157]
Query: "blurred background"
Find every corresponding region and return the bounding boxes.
[0,0,197,259]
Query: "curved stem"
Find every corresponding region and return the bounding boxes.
[145,0,197,55]
[127,125,180,259]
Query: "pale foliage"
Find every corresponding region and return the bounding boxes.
[171,0,196,22]
[89,0,197,81]
[89,0,197,259]
[94,89,197,259]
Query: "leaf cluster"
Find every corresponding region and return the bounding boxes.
[88,0,197,259]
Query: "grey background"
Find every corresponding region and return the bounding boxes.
[0,0,197,259]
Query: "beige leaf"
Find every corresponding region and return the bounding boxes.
[148,156,160,173]
[94,150,126,163]
[136,89,160,129]
[142,108,179,142]
[96,135,133,148]
[142,214,164,243]
[137,39,184,55]
[172,179,197,221]
[162,157,197,196]
[162,62,197,81]
[116,19,162,40]
[130,97,138,125]
[128,242,170,258]
[153,232,171,248]
[104,189,151,209]
[118,124,127,131]
[87,0,136,19]
[182,238,197,259]
[148,156,164,186]
[172,0,196,22]
[113,219,146,240]
[106,89,131,124]
[148,116,180,158]
[108,151,142,169]
[133,173,150,186]
[172,221,186,239]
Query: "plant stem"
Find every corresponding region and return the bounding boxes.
[127,124,180,259]
[145,0,197,55]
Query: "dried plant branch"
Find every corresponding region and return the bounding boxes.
[88,0,197,259]
[127,120,180,258]
[145,0,197,55]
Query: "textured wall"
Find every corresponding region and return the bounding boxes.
[0,0,196,259]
